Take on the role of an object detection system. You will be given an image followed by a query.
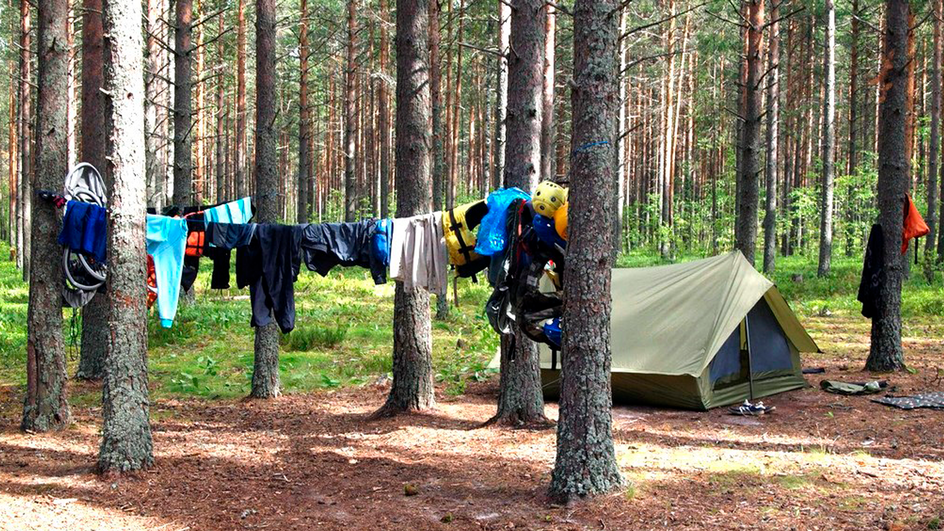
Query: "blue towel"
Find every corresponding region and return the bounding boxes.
[146,215,188,328]
[203,197,253,225]
[58,201,108,263]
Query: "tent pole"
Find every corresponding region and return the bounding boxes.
[745,315,754,401]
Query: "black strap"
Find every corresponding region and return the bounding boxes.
[551,349,558,371]
[449,209,476,263]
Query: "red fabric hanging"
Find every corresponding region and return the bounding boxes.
[902,195,929,253]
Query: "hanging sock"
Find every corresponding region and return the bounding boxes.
[146,215,188,328]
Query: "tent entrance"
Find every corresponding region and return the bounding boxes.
[707,296,799,398]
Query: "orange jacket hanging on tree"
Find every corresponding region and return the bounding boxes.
[901,195,929,253]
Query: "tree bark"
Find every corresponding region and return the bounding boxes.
[77,0,109,381]
[344,0,357,222]
[297,0,310,223]
[865,0,909,373]
[235,0,247,197]
[541,3,556,182]
[549,0,622,500]
[429,0,449,320]
[817,0,836,277]
[846,0,860,258]
[927,0,941,278]
[98,0,153,472]
[374,0,435,417]
[763,0,779,274]
[250,0,281,399]
[379,0,391,218]
[145,0,165,209]
[193,0,204,204]
[172,0,192,207]
[735,0,764,266]
[493,0,510,186]
[489,0,548,428]
[18,0,32,279]
[22,0,71,433]
[215,13,226,203]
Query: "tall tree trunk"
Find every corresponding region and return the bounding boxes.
[763,0,779,274]
[489,0,548,427]
[250,0,281,398]
[193,0,204,204]
[379,0,391,218]
[865,0,909,373]
[429,0,449,319]
[66,0,76,168]
[818,0,836,277]
[297,0,310,223]
[493,0,510,185]
[344,0,357,222]
[659,0,677,259]
[145,0,164,209]
[172,0,192,207]
[549,0,622,501]
[76,0,109,380]
[847,0,860,258]
[99,0,153,472]
[215,13,226,203]
[7,56,17,252]
[541,3,556,182]
[735,0,764,266]
[235,0,247,197]
[928,0,941,277]
[22,0,71,433]
[448,1,464,208]
[18,0,31,279]
[373,0,435,417]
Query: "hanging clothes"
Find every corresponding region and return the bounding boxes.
[857,224,884,319]
[389,212,448,295]
[58,200,108,263]
[300,220,385,284]
[204,197,254,225]
[902,194,930,253]
[236,223,303,333]
[146,215,188,328]
[371,219,393,277]
[204,222,257,289]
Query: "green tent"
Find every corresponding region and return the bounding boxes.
[539,252,819,410]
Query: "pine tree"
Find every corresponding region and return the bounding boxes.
[99,0,153,472]
[549,0,622,501]
[22,0,71,433]
[865,0,910,373]
[373,0,435,417]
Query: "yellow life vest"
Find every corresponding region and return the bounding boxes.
[442,200,490,278]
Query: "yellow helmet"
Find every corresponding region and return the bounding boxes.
[554,201,568,241]
[532,181,567,217]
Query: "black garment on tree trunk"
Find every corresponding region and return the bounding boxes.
[300,220,385,284]
[857,223,885,319]
[236,223,303,333]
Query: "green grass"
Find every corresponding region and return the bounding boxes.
[0,241,941,404]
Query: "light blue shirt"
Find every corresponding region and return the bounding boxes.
[146,215,188,327]
[203,197,253,225]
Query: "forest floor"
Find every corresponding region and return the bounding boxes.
[0,251,943,530]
